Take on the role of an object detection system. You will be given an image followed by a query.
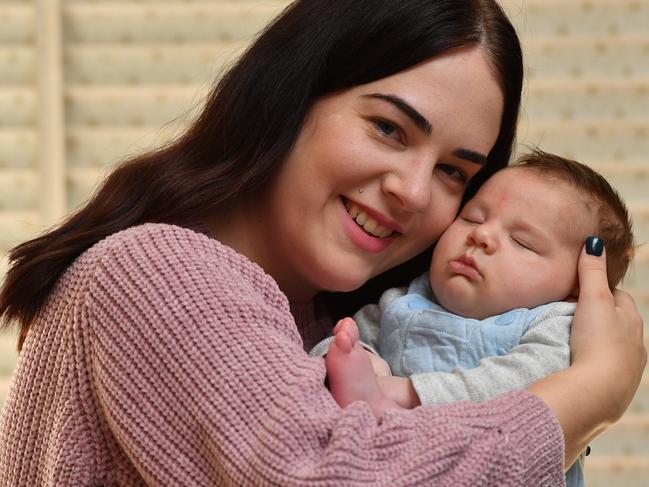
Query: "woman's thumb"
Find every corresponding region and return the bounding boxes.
[577,236,612,304]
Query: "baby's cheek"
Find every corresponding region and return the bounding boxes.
[496,277,531,310]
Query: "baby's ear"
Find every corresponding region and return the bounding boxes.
[566,280,580,302]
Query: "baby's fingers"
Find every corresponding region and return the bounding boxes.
[333,317,359,341]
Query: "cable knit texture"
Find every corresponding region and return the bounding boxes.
[0,224,566,486]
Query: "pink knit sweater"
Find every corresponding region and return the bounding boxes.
[0,224,565,486]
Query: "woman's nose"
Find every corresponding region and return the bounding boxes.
[466,224,497,254]
[381,161,432,212]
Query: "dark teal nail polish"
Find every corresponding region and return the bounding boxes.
[585,236,604,256]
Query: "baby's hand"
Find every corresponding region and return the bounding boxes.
[367,352,392,377]
[326,318,402,417]
[331,316,392,376]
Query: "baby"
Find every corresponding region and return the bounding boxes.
[318,149,634,487]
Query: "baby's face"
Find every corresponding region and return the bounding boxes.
[429,167,596,319]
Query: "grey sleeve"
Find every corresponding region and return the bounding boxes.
[411,303,574,405]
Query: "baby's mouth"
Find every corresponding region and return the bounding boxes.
[343,200,395,239]
[449,255,483,280]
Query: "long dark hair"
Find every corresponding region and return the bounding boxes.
[1,0,523,349]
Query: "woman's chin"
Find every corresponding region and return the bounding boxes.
[304,251,388,294]
[315,270,372,294]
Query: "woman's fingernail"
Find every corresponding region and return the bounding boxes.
[585,236,605,256]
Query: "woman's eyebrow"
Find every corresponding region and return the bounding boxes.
[362,93,432,135]
[362,93,488,165]
[453,148,487,166]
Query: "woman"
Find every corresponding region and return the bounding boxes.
[0,1,644,485]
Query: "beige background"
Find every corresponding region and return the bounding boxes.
[0,1,648,484]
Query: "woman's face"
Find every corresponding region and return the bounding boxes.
[233,46,504,301]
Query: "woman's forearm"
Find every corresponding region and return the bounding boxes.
[528,365,617,469]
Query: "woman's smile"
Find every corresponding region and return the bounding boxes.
[340,197,399,253]
[343,196,403,236]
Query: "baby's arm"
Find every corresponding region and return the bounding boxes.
[410,303,574,405]
[326,303,573,412]
[376,375,422,408]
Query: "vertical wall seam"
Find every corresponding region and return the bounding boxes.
[36,0,66,225]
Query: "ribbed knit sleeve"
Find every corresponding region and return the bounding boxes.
[79,224,564,485]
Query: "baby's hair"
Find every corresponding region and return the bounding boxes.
[511,148,634,289]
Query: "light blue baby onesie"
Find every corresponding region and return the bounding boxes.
[376,273,583,487]
[310,272,585,486]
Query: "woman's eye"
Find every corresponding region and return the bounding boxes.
[371,119,403,142]
[436,164,468,185]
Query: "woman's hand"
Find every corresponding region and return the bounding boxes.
[529,237,646,469]
[570,239,646,421]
